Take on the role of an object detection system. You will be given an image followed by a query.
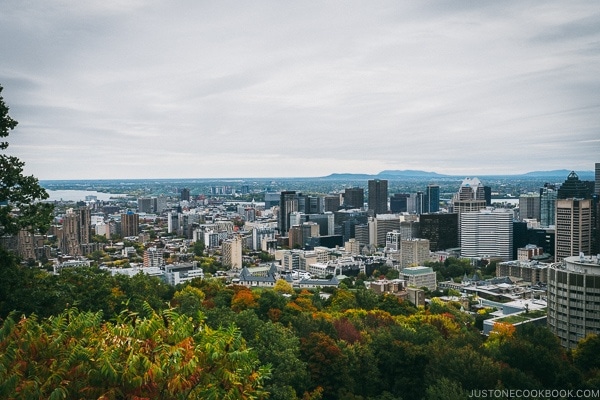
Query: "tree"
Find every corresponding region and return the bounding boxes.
[274,278,294,294]
[0,85,53,237]
[0,305,271,399]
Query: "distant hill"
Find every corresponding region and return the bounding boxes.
[520,169,594,179]
[321,169,594,180]
[377,170,448,178]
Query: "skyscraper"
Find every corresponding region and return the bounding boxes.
[460,208,513,260]
[418,213,459,252]
[121,212,139,237]
[540,184,557,227]
[368,179,388,215]
[594,163,600,196]
[278,191,298,234]
[555,198,592,261]
[425,184,440,213]
[61,207,91,256]
[452,177,488,239]
[557,171,593,199]
[555,172,594,262]
[344,187,364,209]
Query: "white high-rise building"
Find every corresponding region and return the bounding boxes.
[452,177,488,239]
[222,235,243,270]
[401,238,431,269]
[460,208,513,260]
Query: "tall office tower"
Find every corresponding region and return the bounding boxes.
[375,214,400,247]
[452,177,488,238]
[540,184,557,227]
[547,254,600,349]
[143,247,165,267]
[555,198,592,261]
[400,238,430,269]
[558,171,593,199]
[61,207,91,256]
[414,192,425,215]
[278,191,298,234]
[519,193,541,221]
[425,184,440,213]
[368,179,388,215]
[121,212,140,237]
[344,187,364,209]
[596,163,600,195]
[77,207,91,246]
[222,236,243,269]
[555,171,594,261]
[180,188,190,201]
[390,193,410,213]
[324,195,341,212]
[418,213,459,252]
[137,197,153,213]
[460,208,513,260]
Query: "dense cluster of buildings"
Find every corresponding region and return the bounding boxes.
[2,163,600,348]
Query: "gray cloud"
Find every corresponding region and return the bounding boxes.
[1,0,598,179]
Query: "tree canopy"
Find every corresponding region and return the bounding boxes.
[0,84,53,237]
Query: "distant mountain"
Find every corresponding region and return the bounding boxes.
[521,169,594,179]
[320,173,376,180]
[377,170,448,178]
[321,169,595,180]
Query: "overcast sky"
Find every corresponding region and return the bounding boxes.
[1,1,598,180]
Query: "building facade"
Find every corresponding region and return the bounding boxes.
[547,254,600,348]
[121,212,139,237]
[368,179,388,215]
[460,208,513,260]
[555,198,592,261]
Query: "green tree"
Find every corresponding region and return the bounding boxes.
[172,285,206,318]
[0,85,53,237]
[192,240,205,257]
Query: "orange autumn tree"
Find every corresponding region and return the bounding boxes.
[0,304,270,399]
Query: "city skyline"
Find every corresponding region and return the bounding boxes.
[1,1,599,180]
